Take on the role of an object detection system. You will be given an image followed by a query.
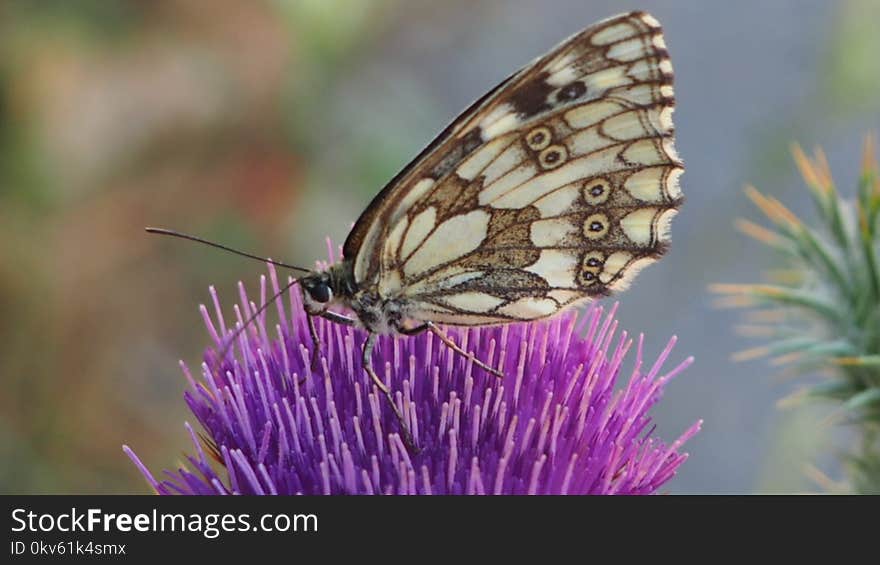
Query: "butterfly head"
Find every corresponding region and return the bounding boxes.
[300,272,334,314]
[299,262,358,315]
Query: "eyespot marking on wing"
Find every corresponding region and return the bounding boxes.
[538,145,568,169]
[525,127,553,151]
[583,178,611,205]
[583,213,610,240]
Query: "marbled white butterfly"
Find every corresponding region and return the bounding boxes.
[150,11,682,451]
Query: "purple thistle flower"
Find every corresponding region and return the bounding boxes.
[125,259,700,495]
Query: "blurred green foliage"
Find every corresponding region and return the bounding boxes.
[822,0,880,119]
[712,138,880,493]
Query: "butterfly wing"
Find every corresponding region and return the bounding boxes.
[344,11,682,325]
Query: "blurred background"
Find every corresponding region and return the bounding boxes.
[1,0,879,494]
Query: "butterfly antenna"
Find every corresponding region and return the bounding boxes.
[212,275,302,371]
[145,227,311,274]
[146,227,310,374]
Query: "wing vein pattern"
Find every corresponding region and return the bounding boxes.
[344,11,683,326]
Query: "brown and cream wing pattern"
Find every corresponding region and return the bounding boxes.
[344,11,683,325]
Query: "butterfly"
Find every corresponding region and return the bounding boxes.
[150,11,682,451]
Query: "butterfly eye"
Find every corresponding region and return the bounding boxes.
[307,281,332,303]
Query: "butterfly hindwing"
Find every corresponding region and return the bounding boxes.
[346,11,682,325]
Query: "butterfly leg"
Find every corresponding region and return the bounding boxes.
[306,313,321,370]
[424,322,504,379]
[361,332,419,453]
[307,310,357,377]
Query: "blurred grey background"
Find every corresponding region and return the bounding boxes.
[1,0,878,493]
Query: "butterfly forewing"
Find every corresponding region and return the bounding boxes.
[345,11,682,326]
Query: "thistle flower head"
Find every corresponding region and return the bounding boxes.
[710,135,880,492]
[127,261,699,495]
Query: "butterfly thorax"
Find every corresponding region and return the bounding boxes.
[300,260,408,335]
